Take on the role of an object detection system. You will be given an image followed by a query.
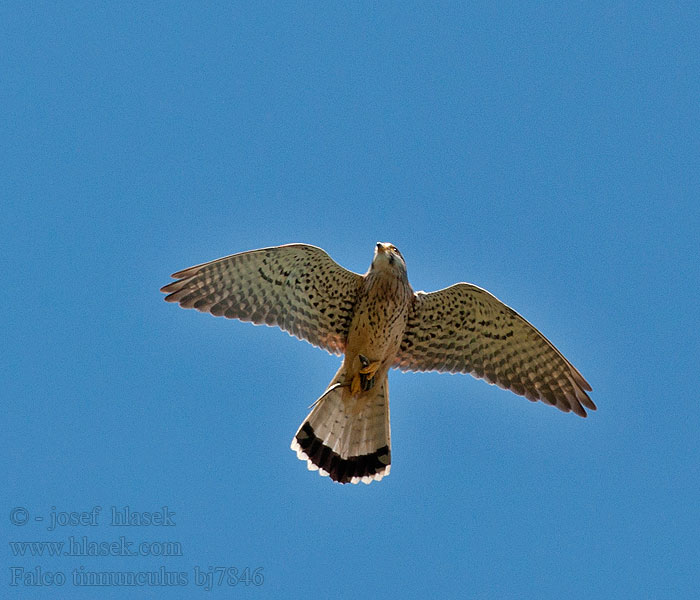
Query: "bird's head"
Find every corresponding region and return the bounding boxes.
[372,242,407,275]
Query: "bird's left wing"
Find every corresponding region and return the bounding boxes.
[393,283,595,416]
[161,244,363,355]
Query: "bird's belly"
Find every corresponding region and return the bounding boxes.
[344,297,408,381]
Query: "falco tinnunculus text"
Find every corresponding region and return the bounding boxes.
[161,243,594,484]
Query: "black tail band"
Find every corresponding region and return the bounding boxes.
[295,422,390,484]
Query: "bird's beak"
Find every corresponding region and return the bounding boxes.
[376,242,387,254]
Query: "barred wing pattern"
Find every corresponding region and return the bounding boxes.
[161,244,363,355]
[393,284,595,416]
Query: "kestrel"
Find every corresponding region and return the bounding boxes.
[161,243,594,484]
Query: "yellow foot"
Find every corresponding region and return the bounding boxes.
[350,375,363,395]
[357,355,381,392]
[358,354,381,377]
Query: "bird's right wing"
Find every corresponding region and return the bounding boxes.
[393,283,595,416]
[161,244,363,355]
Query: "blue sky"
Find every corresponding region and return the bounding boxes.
[2,2,699,598]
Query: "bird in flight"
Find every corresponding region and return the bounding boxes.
[161,243,594,485]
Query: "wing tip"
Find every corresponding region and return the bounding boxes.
[170,266,200,279]
[565,392,597,418]
[159,281,177,294]
[160,277,193,296]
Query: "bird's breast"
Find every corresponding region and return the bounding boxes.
[344,273,413,379]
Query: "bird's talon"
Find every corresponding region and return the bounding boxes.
[358,354,381,376]
[350,375,362,395]
[355,355,381,392]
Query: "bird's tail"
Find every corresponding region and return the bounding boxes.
[291,370,391,484]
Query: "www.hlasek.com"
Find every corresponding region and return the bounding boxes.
[10,536,182,557]
[9,566,264,590]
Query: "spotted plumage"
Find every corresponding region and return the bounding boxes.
[161,242,594,485]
